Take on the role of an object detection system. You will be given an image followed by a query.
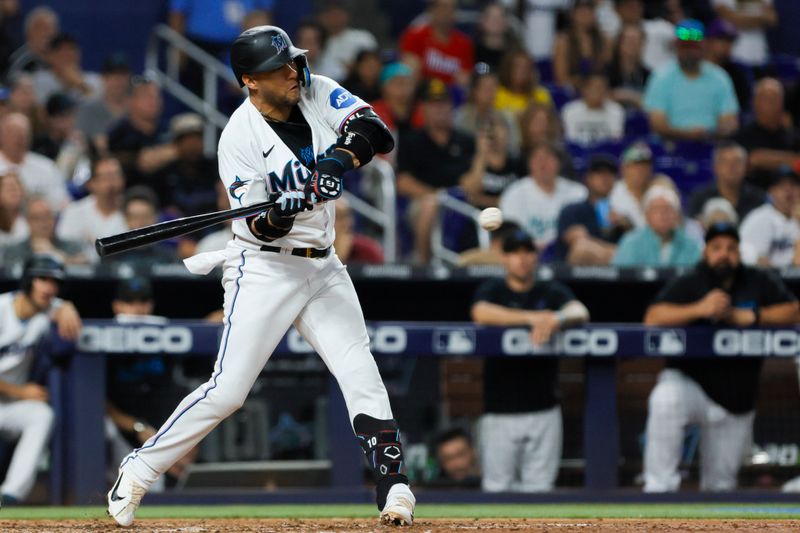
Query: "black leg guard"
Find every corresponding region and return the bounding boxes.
[353,414,409,510]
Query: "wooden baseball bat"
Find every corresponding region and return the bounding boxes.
[95,196,278,257]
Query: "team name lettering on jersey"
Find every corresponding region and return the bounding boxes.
[268,160,312,192]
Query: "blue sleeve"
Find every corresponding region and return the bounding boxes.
[254,0,275,9]
[717,71,740,116]
[557,203,581,239]
[170,0,190,13]
[643,72,668,113]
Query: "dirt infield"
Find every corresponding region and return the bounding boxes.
[1,518,799,532]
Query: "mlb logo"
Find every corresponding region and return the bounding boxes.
[645,330,686,356]
[433,329,476,355]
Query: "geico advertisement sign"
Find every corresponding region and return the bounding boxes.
[713,329,800,356]
[287,326,408,354]
[502,328,618,356]
[79,325,193,353]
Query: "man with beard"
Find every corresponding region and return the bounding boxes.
[642,223,800,492]
[643,19,739,141]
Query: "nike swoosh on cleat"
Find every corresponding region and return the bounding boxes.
[262,146,274,158]
[110,474,126,502]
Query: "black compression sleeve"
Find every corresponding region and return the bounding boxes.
[247,209,294,242]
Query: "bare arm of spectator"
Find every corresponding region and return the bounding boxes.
[727,300,800,327]
[648,111,713,141]
[396,171,435,199]
[552,33,573,88]
[748,148,800,171]
[715,2,777,30]
[459,131,498,206]
[644,289,731,326]
[717,113,739,137]
[137,143,179,174]
[168,9,186,35]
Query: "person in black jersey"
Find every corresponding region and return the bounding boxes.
[471,229,589,492]
[643,222,800,492]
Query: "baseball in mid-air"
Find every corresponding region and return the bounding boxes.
[478,207,503,231]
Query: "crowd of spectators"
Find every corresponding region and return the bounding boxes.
[0,0,797,270]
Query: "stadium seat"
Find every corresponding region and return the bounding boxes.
[544,83,576,110]
[536,59,554,84]
[624,110,650,139]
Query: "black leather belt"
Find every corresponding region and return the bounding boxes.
[260,245,330,259]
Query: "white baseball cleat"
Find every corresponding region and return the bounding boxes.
[380,483,416,526]
[107,470,146,527]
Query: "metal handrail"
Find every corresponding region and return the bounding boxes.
[346,157,397,262]
[431,191,490,266]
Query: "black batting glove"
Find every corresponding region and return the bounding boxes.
[305,150,353,204]
[272,190,311,217]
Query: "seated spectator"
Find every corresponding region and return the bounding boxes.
[613,185,701,266]
[294,20,341,82]
[557,154,626,265]
[194,181,233,255]
[0,171,28,247]
[430,428,480,487]
[0,113,67,211]
[458,220,520,266]
[609,141,654,228]
[711,0,776,67]
[32,33,103,105]
[494,49,552,118]
[317,0,378,82]
[471,230,589,492]
[108,76,177,188]
[0,255,81,504]
[334,196,383,265]
[687,142,765,221]
[342,49,382,103]
[151,113,218,217]
[114,186,177,267]
[705,19,751,111]
[643,223,799,492]
[561,71,625,145]
[7,74,46,138]
[553,0,609,89]
[33,93,89,183]
[500,142,587,252]
[7,6,59,77]
[735,78,800,189]
[518,103,575,179]
[460,114,523,208]
[598,0,676,73]
[3,196,87,266]
[396,79,475,263]
[399,0,474,87]
[55,156,127,259]
[474,2,520,72]
[739,171,800,268]
[643,19,739,142]
[454,67,519,155]
[605,23,650,109]
[370,62,422,168]
[76,53,132,155]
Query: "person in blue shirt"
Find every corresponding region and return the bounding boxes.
[613,184,701,267]
[556,154,628,265]
[643,19,739,142]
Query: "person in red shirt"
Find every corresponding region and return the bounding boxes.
[399,0,474,87]
[334,196,384,264]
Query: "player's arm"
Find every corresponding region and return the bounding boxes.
[0,380,48,401]
[47,299,82,341]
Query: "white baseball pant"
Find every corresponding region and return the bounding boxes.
[479,406,562,492]
[0,399,54,499]
[120,244,393,488]
[644,368,754,492]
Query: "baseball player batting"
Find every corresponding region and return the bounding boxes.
[107,25,415,526]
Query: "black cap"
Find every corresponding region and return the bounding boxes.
[421,78,451,102]
[49,33,79,50]
[502,229,537,253]
[587,153,618,174]
[102,53,130,74]
[768,168,800,189]
[46,92,77,117]
[705,222,739,243]
[115,277,153,302]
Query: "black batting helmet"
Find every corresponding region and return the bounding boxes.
[21,254,66,293]
[230,25,311,88]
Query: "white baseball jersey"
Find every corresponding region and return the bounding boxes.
[739,203,800,267]
[0,292,59,385]
[218,75,370,251]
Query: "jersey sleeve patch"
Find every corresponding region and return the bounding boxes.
[329,87,357,109]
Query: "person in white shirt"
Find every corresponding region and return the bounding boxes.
[712,0,776,67]
[31,33,103,105]
[0,113,68,211]
[0,255,81,504]
[562,72,625,145]
[500,142,588,252]
[596,0,677,72]
[317,1,378,82]
[609,141,655,229]
[55,155,127,259]
[517,0,572,60]
[739,172,800,267]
